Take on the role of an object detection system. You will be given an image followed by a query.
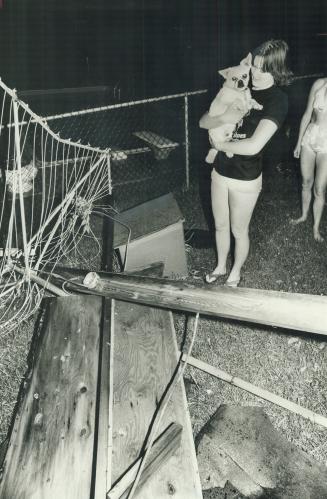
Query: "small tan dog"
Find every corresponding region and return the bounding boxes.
[206,53,262,163]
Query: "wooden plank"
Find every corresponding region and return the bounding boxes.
[61,273,327,337]
[94,194,115,498]
[110,299,202,498]
[181,353,327,429]
[133,131,179,149]
[0,295,102,499]
[94,263,165,497]
[93,297,114,499]
[41,263,165,281]
[107,423,183,499]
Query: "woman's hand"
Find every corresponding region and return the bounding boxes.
[294,144,301,159]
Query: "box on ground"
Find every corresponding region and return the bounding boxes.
[113,193,188,278]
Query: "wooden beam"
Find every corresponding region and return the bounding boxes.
[93,197,115,497]
[0,295,103,499]
[182,354,327,429]
[42,263,165,280]
[93,297,114,499]
[107,423,183,499]
[14,265,69,296]
[61,272,327,337]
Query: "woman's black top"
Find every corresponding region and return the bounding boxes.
[214,85,288,181]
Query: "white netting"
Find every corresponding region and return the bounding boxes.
[0,79,112,334]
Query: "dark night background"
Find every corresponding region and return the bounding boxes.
[0,0,324,200]
[0,0,325,176]
[0,0,326,96]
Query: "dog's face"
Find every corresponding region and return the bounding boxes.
[219,53,252,91]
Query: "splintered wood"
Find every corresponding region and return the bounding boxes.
[107,423,183,499]
[0,295,102,499]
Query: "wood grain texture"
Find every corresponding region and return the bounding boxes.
[94,297,113,499]
[107,423,183,499]
[63,273,327,337]
[110,300,202,498]
[0,295,102,499]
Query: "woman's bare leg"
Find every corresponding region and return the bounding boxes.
[227,188,261,283]
[313,152,327,242]
[209,172,230,276]
[291,146,316,224]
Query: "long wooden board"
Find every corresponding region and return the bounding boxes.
[58,272,327,337]
[0,295,102,499]
[110,299,202,498]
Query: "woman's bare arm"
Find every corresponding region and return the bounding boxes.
[214,119,278,156]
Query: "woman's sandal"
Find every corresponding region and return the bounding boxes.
[205,271,226,284]
[224,278,241,288]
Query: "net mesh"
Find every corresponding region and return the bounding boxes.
[0,80,112,333]
[0,83,207,333]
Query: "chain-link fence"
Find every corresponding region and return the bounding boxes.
[21,89,207,210]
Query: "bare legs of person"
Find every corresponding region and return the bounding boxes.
[290,146,315,225]
[207,171,260,286]
[313,152,327,242]
[227,189,259,284]
[291,147,327,242]
[205,173,229,282]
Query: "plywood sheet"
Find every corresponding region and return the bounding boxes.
[110,300,202,498]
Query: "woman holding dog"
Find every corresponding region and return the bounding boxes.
[290,78,327,242]
[200,39,291,287]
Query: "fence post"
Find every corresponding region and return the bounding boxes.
[184,93,190,190]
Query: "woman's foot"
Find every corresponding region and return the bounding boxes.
[290,215,307,225]
[205,266,226,284]
[225,271,241,287]
[225,278,240,288]
[314,228,324,242]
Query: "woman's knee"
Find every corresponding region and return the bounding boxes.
[302,177,314,191]
[313,184,326,199]
[231,224,249,240]
[214,219,230,233]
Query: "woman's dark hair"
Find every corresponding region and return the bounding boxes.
[253,39,293,86]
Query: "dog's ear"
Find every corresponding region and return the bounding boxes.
[240,53,252,67]
[218,67,230,79]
